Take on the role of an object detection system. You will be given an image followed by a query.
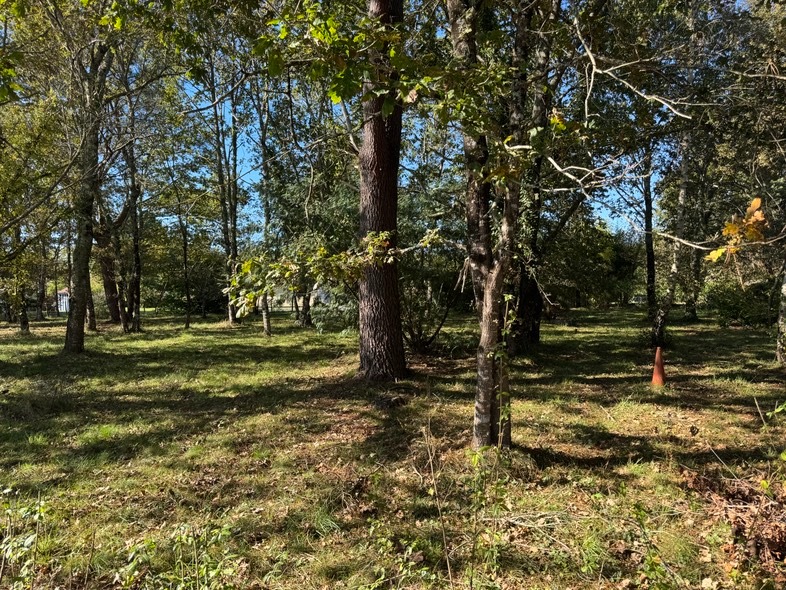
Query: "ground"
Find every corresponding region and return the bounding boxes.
[0,309,784,589]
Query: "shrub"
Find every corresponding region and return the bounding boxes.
[703,280,774,327]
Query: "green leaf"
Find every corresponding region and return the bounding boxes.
[381,95,395,117]
[268,51,284,77]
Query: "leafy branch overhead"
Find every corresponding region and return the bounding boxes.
[706,198,769,263]
[230,230,444,316]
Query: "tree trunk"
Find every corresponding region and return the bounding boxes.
[97,246,122,323]
[683,248,702,322]
[652,133,689,346]
[261,293,272,336]
[357,0,407,381]
[86,283,97,332]
[777,263,786,365]
[113,231,130,332]
[36,267,46,321]
[18,286,29,334]
[62,37,112,353]
[53,273,59,318]
[298,286,313,328]
[179,216,191,329]
[209,58,240,326]
[130,202,142,333]
[64,116,100,353]
[448,0,530,448]
[125,148,143,333]
[643,149,657,321]
[514,270,543,352]
[448,0,495,447]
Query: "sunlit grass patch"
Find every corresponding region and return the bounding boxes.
[0,309,782,588]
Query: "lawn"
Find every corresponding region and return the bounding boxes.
[0,309,784,589]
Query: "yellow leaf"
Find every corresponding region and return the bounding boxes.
[705,248,726,262]
[746,197,762,217]
[722,222,739,237]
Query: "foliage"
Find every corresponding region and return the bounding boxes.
[0,488,46,589]
[703,279,774,328]
[114,524,243,589]
[706,198,769,264]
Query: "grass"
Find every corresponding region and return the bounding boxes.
[0,308,784,589]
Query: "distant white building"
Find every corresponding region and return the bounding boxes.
[57,289,70,313]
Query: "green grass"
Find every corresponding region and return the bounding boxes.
[0,309,784,589]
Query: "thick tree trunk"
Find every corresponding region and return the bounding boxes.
[357,0,407,380]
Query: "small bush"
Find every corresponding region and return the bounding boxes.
[703,280,774,327]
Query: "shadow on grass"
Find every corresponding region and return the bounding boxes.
[1,309,782,494]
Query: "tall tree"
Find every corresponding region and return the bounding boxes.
[357,0,407,380]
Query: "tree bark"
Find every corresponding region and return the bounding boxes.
[64,110,101,352]
[179,216,191,329]
[357,0,407,380]
[298,284,313,328]
[36,247,46,321]
[86,282,97,332]
[261,293,272,336]
[129,196,142,333]
[777,263,786,365]
[448,0,529,448]
[18,286,29,334]
[643,148,657,321]
[97,244,122,323]
[62,35,112,353]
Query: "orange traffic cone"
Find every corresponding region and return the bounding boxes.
[651,346,665,387]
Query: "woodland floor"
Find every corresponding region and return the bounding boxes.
[0,308,784,589]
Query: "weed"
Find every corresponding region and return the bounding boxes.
[114,524,243,589]
[0,488,46,589]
